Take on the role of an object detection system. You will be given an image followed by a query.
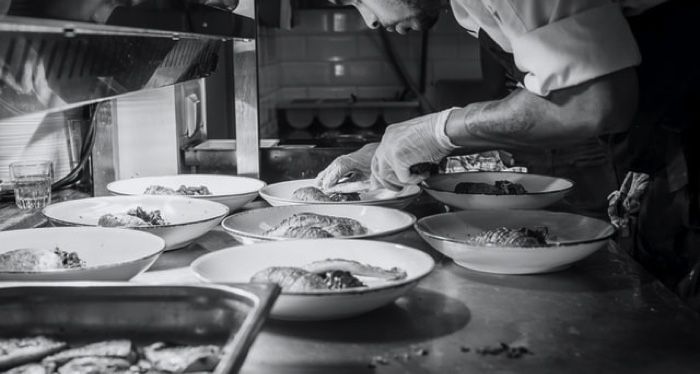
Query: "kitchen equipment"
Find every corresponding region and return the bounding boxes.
[0,282,279,374]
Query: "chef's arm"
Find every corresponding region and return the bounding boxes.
[445,67,638,151]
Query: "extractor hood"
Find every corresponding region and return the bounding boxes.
[0,0,255,120]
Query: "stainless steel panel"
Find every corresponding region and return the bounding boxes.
[0,282,279,374]
[233,36,260,178]
[0,16,222,120]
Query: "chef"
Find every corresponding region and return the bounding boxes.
[317,0,700,307]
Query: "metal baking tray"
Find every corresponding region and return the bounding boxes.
[0,282,280,373]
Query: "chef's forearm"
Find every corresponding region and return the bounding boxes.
[445,67,638,151]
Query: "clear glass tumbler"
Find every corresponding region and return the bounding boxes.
[9,160,53,210]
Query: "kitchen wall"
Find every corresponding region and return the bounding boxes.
[257,6,483,138]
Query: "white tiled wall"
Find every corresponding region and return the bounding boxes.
[258,7,483,136]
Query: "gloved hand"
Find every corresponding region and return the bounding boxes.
[315,142,378,190]
[370,108,459,190]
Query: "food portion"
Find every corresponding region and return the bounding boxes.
[263,212,368,239]
[97,207,168,228]
[454,180,527,195]
[292,186,361,202]
[0,337,222,374]
[250,258,407,292]
[0,248,85,272]
[144,185,212,196]
[0,336,66,371]
[465,227,550,248]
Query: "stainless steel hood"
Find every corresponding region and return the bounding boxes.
[0,1,254,120]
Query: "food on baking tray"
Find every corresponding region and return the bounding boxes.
[292,186,361,202]
[0,336,66,371]
[262,213,368,239]
[465,227,549,248]
[97,206,168,227]
[143,342,221,373]
[454,180,527,195]
[144,184,212,196]
[0,337,222,373]
[0,248,85,272]
[250,258,407,292]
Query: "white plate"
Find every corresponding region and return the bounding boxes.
[220,205,416,244]
[415,210,614,275]
[42,195,229,251]
[422,172,573,210]
[191,239,435,320]
[0,227,164,281]
[107,174,266,211]
[259,179,421,209]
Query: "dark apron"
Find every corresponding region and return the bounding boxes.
[477,0,700,306]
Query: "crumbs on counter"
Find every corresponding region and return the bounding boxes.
[367,346,430,368]
[463,342,533,359]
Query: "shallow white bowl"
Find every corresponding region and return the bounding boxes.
[0,227,164,281]
[221,204,416,244]
[191,239,435,320]
[259,179,421,210]
[422,172,573,210]
[106,174,266,211]
[415,210,615,275]
[42,196,229,251]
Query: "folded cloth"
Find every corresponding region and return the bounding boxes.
[607,171,650,237]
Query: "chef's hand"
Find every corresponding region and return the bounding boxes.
[315,143,378,190]
[370,108,459,190]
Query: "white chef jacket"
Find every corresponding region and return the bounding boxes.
[450,0,669,96]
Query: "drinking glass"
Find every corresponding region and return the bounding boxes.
[9,160,53,210]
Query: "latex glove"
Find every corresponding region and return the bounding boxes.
[370,108,459,190]
[315,143,378,190]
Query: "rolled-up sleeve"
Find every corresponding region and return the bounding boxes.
[495,1,641,96]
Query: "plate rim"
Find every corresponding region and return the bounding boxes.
[190,239,435,296]
[42,195,230,228]
[220,204,417,241]
[0,227,165,274]
[421,171,575,196]
[106,174,267,198]
[259,179,421,205]
[414,210,616,250]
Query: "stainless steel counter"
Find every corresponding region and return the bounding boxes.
[3,193,699,373]
[146,224,700,374]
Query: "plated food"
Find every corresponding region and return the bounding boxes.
[465,227,549,247]
[259,179,421,209]
[250,258,407,292]
[144,184,212,196]
[191,239,434,320]
[262,212,368,239]
[220,204,416,244]
[42,196,229,251]
[291,186,360,202]
[0,248,84,272]
[0,337,221,374]
[415,210,615,274]
[0,227,163,281]
[422,171,573,210]
[107,174,266,211]
[98,206,168,227]
[454,180,527,195]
